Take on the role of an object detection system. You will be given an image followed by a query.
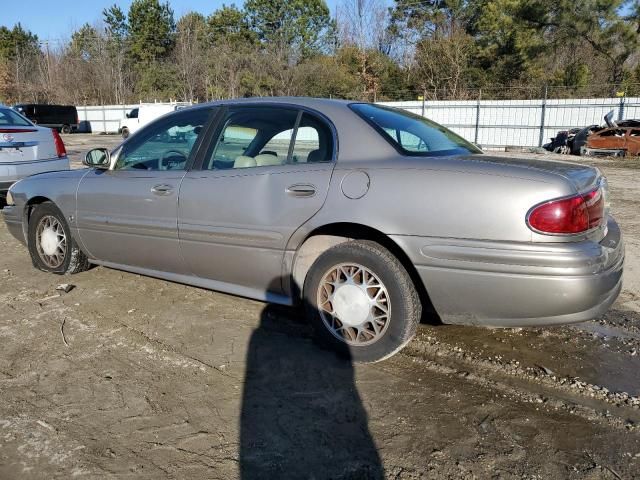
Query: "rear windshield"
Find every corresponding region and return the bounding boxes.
[350,103,481,157]
[1,108,32,127]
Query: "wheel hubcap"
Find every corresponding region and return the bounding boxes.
[35,215,66,268]
[317,263,390,346]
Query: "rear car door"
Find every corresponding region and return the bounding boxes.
[178,105,335,298]
[76,106,213,274]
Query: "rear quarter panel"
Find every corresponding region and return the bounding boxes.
[294,157,576,244]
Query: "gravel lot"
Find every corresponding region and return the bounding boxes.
[1,134,639,479]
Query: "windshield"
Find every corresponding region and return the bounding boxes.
[350,103,481,157]
[1,107,33,127]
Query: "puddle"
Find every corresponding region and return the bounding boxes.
[572,321,640,342]
[418,322,640,396]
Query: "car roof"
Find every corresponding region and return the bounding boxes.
[183,97,399,163]
[204,97,355,109]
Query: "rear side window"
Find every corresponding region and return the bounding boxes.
[1,108,32,127]
[350,103,481,157]
[291,113,333,163]
[205,107,334,170]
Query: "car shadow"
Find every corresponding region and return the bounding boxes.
[239,303,385,479]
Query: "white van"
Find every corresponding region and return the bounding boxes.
[118,102,191,138]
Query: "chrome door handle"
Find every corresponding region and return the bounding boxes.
[151,184,173,195]
[285,184,316,197]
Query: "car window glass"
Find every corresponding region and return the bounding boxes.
[206,107,298,170]
[630,130,640,137]
[399,130,428,152]
[209,124,258,168]
[350,103,481,157]
[115,107,210,171]
[290,113,333,163]
[0,108,32,127]
[262,128,294,159]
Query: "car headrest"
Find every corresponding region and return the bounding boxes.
[255,153,281,167]
[307,149,324,163]
[234,155,257,168]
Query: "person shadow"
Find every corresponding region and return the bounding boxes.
[239,302,385,480]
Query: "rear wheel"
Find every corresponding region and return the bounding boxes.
[27,202,90,274]
[61,124,71,134]
[303,240,421,363]
[121,127,130,139]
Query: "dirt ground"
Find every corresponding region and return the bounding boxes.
[1,134,639,479]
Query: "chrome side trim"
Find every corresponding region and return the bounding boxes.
[0,156,68,166]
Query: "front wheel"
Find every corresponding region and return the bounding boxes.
[121,127,130,139]
[61,124,71,134]
[27,202,90,274]
[303,240,421,363]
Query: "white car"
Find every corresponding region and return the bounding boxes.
[118,102,191,138]
[0,106,70,202]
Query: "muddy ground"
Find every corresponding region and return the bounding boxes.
[1,134,639,479]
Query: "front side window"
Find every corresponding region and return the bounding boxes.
[350,103,481,157]
[115,107,211,171]
[0,108,33,127]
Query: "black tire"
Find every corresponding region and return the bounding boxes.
[61,124,71,134]
[121,127,130,139]
[27,202,90,275]
[303,240,421,363]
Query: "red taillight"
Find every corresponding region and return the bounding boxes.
[52,129,66,158]
[528,187,604,234]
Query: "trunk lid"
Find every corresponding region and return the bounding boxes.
[0,126,57,163]
[469,155,600,192]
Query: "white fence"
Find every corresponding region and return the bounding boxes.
[380,97,640,148]
[78,97,640,148]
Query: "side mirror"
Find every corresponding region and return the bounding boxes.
[84,148,110,169]
[126,112,130,118]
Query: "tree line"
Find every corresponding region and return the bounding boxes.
[1,0,639,106]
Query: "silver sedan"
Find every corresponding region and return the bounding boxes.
[2,98,624,362]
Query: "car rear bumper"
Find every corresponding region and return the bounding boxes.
[0,157,70,188]
[391,217,624,327]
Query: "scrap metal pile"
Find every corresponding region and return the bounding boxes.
[544,111,640,157]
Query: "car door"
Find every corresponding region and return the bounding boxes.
[76,106,214,274]
[178,105,336,299]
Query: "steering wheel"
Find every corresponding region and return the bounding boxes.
[160,149,188,170]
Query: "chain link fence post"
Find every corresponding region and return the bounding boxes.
[474,89,482,144]
[538,84,548,147]
[618,92,626,121]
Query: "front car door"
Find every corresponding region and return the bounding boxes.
[76,106,213,274]
[178,105,336,302]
